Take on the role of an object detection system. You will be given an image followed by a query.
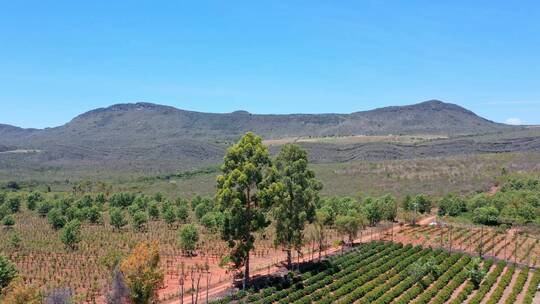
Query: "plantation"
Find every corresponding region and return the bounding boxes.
[210,241,539,304]
[1,133,540,304]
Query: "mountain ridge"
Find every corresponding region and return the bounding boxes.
[0,99,529,179]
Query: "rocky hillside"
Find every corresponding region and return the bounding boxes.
[0,100,525,178]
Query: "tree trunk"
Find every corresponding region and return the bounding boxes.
[286,249,292,269]
[243,253,250,290]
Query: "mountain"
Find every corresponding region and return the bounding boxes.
[0,100,526,179]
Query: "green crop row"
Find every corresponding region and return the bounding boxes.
[448,259,494,304]
[485,265,515,304]
[468,261,506,304]
[524,269,540,304]
[504,267,529,304]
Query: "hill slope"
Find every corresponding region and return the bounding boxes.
[0,100,527,179]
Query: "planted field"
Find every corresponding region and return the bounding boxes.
[391,224,540,267]
[210,241,539,304]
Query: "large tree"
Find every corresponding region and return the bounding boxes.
[216,132,271,289]
[261,144,322,269]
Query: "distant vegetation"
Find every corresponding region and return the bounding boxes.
[439,177,540,226]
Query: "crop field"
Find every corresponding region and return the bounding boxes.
[0,208,347,303]
[211,241,540,304]
[390,224,540,267]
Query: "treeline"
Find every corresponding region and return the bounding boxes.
[438,177,540,226]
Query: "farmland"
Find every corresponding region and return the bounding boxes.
[1,132,540,304]
[210,241,540,304]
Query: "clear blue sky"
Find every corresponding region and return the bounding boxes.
[1,1,539,128]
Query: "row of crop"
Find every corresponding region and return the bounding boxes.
[366,250,454,304]
[337,247,436,304]
[278,243,401,304]
[412,254,471,304]
[524,269,540,304]
[504,267,529,304]
[311,245,421,304]
[374,253,452,304]
[468,261,506,304]
[222,242,396,304]
[427,257,475,304]
[485,265,515,304]
[391,252,464,304]
[448,259,494,304]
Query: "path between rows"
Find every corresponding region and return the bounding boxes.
[164,215,436,304]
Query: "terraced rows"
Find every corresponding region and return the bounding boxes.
[211,241,540,304]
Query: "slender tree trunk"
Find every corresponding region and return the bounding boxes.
[286,249,292,269]
[243,253,249,290]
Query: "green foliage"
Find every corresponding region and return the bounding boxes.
[76,194,93,209]
[61,220,82,250]
[86,206,103,224]
[260,144,322,267]
[109,192,136,208]
[472,206,499,225]
[94,193,106,205]
[131,211,147,231]
[0,254,18,292]
[109,207,127,230]
[216,132,271,285]
[319,197,360,225]
[37,201,53,217]
[2,214,15,228]
[9,233,22,249]
[438,193,466,216]
[7,196,21,213]
[153,192,164,202]
[200,212,218,231]
[379,194,398,221]
[26,192,43,211]
[47,208,67,230]
[0,204,9,221]
[147,201,160,220]
[163,207,176,227]
[194,198,213,219]
[408,256,441,287]
[335,213,367,244]
[179,224,199,254]
[176,205,189,223]
[465,257,485,289]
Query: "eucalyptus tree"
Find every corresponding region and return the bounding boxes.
[261,144,322,269]
[216,132,272,289]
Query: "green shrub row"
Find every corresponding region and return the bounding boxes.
[429,258,475,304]
[369,251,454,304]
[504,267,529,304]
[485,266,515,304]
[315,245,420,304]
[523,269,540,304]
[448,259,494,304]
[413,254,471,304]
[338,247,434,304]
[468,261,506,304]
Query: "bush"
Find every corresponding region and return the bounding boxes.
[47,208,66,230]
[472,206,499,225]
[61,220,82,250]
[132,211,147,231]
[179,224,199,255]
[0,254,18,292]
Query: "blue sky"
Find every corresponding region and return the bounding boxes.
[1,1,539,128]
